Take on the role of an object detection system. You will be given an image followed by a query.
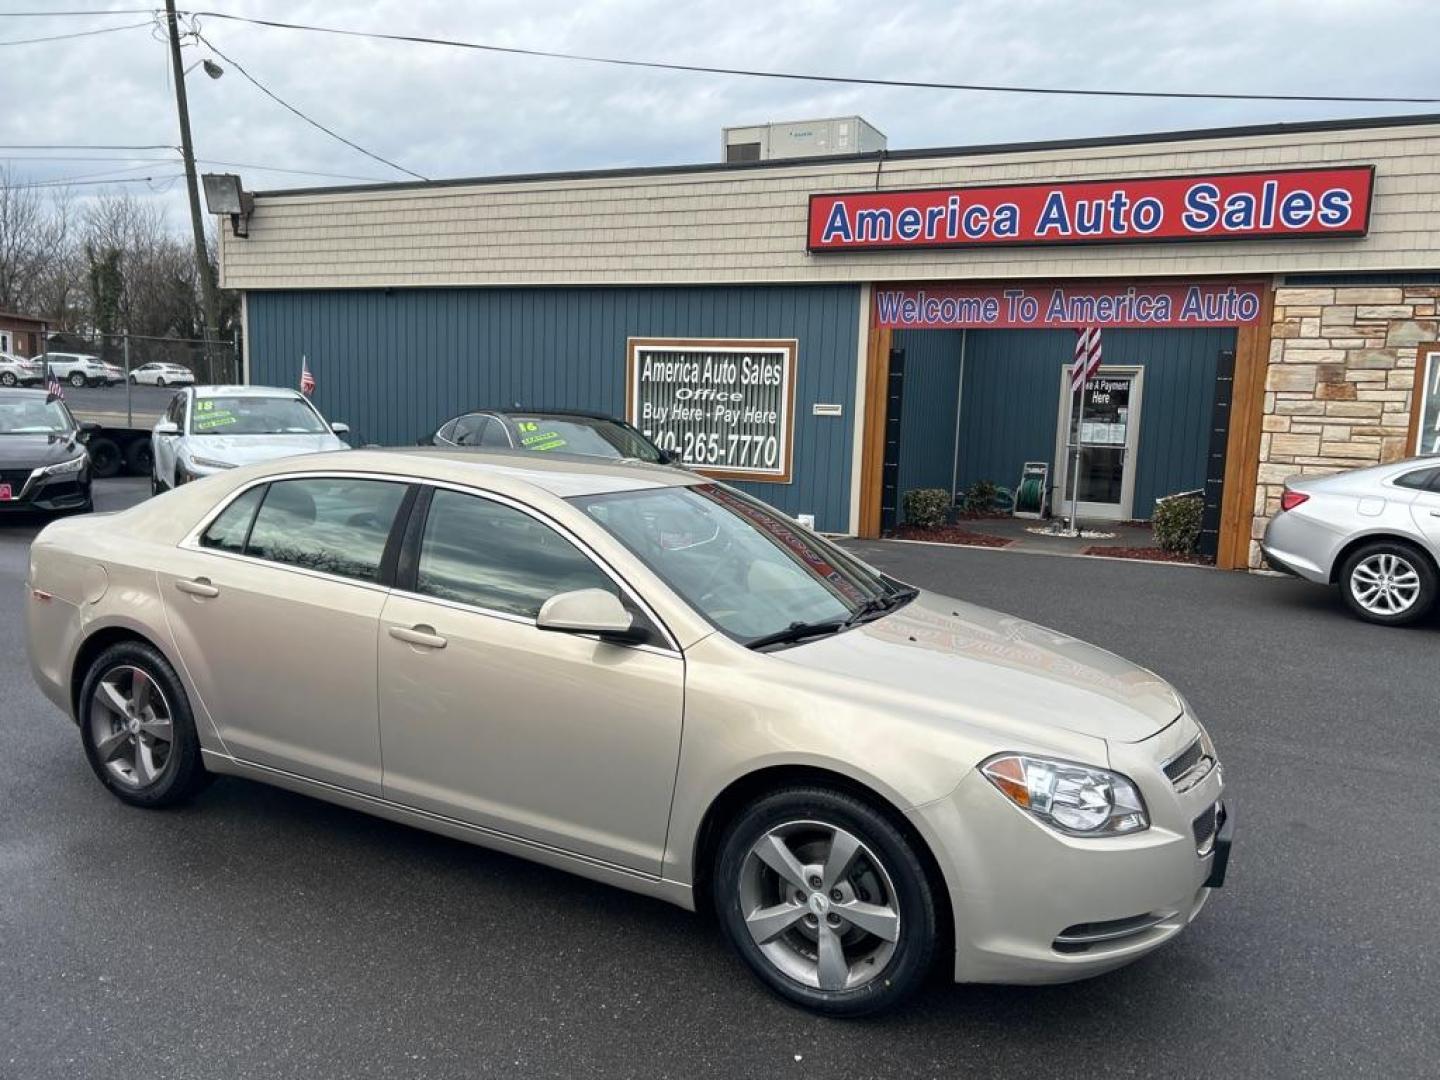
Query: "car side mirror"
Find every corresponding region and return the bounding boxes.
[331,421,350,436]
[154,421,179,436]
[536,588,647,644]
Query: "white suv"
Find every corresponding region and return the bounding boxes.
[0,352,43,387]
[41,353,112,388]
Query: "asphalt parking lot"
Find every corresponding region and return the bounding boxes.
[2,482,1436,1079]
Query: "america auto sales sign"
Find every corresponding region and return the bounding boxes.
[807,166,1375,252]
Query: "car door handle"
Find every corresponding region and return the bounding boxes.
[388,624,447,649]
[175,577,219,598]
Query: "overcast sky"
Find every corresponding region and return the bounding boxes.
[2,0,1437,228]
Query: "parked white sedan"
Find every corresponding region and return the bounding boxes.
[150,385,350,493]
[130,362,195,387]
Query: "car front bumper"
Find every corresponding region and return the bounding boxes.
[911,734,1228,985]
[0,471,92,512]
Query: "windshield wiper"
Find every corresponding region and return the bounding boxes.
[844,587,919,626]
[745,619,848,651]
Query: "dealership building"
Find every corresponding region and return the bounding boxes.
[216,113,1440,569]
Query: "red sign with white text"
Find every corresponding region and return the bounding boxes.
[808,166,1374,252]
[873,282,1267,329]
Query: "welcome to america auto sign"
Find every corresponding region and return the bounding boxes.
[627,338,797,483]
[808,166,1375,252]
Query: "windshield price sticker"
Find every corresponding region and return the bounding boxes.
[627,338,796,483]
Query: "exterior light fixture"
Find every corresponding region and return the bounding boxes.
[201,172,254,238]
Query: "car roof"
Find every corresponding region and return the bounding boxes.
[0,386,51,399]
[189,384,304,398]
[458,407,629,422]
[243,446,700,498]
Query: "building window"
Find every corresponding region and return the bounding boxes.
[1415,347,1440,456]
[726,142,761,163]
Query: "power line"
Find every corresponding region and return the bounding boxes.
[0,18,150,46]
[180,9,1440,105]
[8,174,186,190]
[0,143,176,151]
[194,32,428,180]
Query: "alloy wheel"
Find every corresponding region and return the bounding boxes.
[87,665,175,788]
[738,820,901,992]
[1350,552,1421,616]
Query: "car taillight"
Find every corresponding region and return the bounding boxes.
[1280,489,1310,512]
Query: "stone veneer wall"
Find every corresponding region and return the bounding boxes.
[1251,284,1438,567]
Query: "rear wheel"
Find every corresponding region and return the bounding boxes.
[124,437,153,476]
[713,786,937,1017]
[77,640,208,807]
[86,437,122,479]
[155,377,166,387]
[68,371,86,388]
[1340,540,1437,626]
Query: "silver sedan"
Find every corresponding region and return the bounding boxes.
[1263,457,1440,625]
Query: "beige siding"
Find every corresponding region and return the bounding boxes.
[219,123,1440,290]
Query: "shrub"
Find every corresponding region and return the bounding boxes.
[1152,492,1204,553]
[962,480,1000,515]
[902,488,951,529]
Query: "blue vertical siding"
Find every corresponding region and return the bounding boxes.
[952,327,1237,519]
[892,329,963,522]
[245,285,860,532]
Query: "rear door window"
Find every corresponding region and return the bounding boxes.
[1394,468,1440,491]
[245,477,408,582]
[200,486,266,554]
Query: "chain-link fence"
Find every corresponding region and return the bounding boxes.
[36,331,240,432]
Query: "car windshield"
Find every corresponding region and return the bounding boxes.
[191,396,328,436]
[510,416,664,462]
[572,484,908,644]
[0,397,73,435]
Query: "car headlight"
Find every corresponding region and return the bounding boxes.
[981,753,1149,836]
[39,453,88,477]
[188,455,237,470]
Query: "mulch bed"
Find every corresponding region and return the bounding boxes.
[890,525,1013,548]
[1083,545,1213,565]
[952,509,1013,521]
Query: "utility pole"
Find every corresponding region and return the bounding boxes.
[164,0,221,353]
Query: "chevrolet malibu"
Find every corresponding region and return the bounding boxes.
[26,449,1229,1015]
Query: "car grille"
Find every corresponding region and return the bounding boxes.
[1192,802,1220,856]
[1164,736,1216,792]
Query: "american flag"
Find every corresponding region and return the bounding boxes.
[299,356,315,396]
[44,367,64,400]
[1071,326,1102,392]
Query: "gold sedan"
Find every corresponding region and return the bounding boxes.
[26,449,1228,1015]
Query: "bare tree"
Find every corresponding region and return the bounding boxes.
[0,166,60,313]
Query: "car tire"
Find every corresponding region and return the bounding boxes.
[77,640,209,808]
[0,371,15,387]
[124,438,153,476]
[712,786,938,1017]
[68,372,86,388]
[155,377,166,387]
[150,473,165,496]
[86,436,122,479]
[1340,540,1437,626]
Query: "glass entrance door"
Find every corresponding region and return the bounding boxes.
[1055,368,1143,520]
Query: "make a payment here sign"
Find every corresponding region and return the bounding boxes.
[627,338,796,483]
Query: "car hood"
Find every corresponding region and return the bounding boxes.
[0,433,84,468]
[182,433,347,465]
[774,590,1182,744]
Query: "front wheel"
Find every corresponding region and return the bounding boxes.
[713,787,937,1017]
[77,640,209,807]
[0,371,15,387]
[1340,540,1437,626]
